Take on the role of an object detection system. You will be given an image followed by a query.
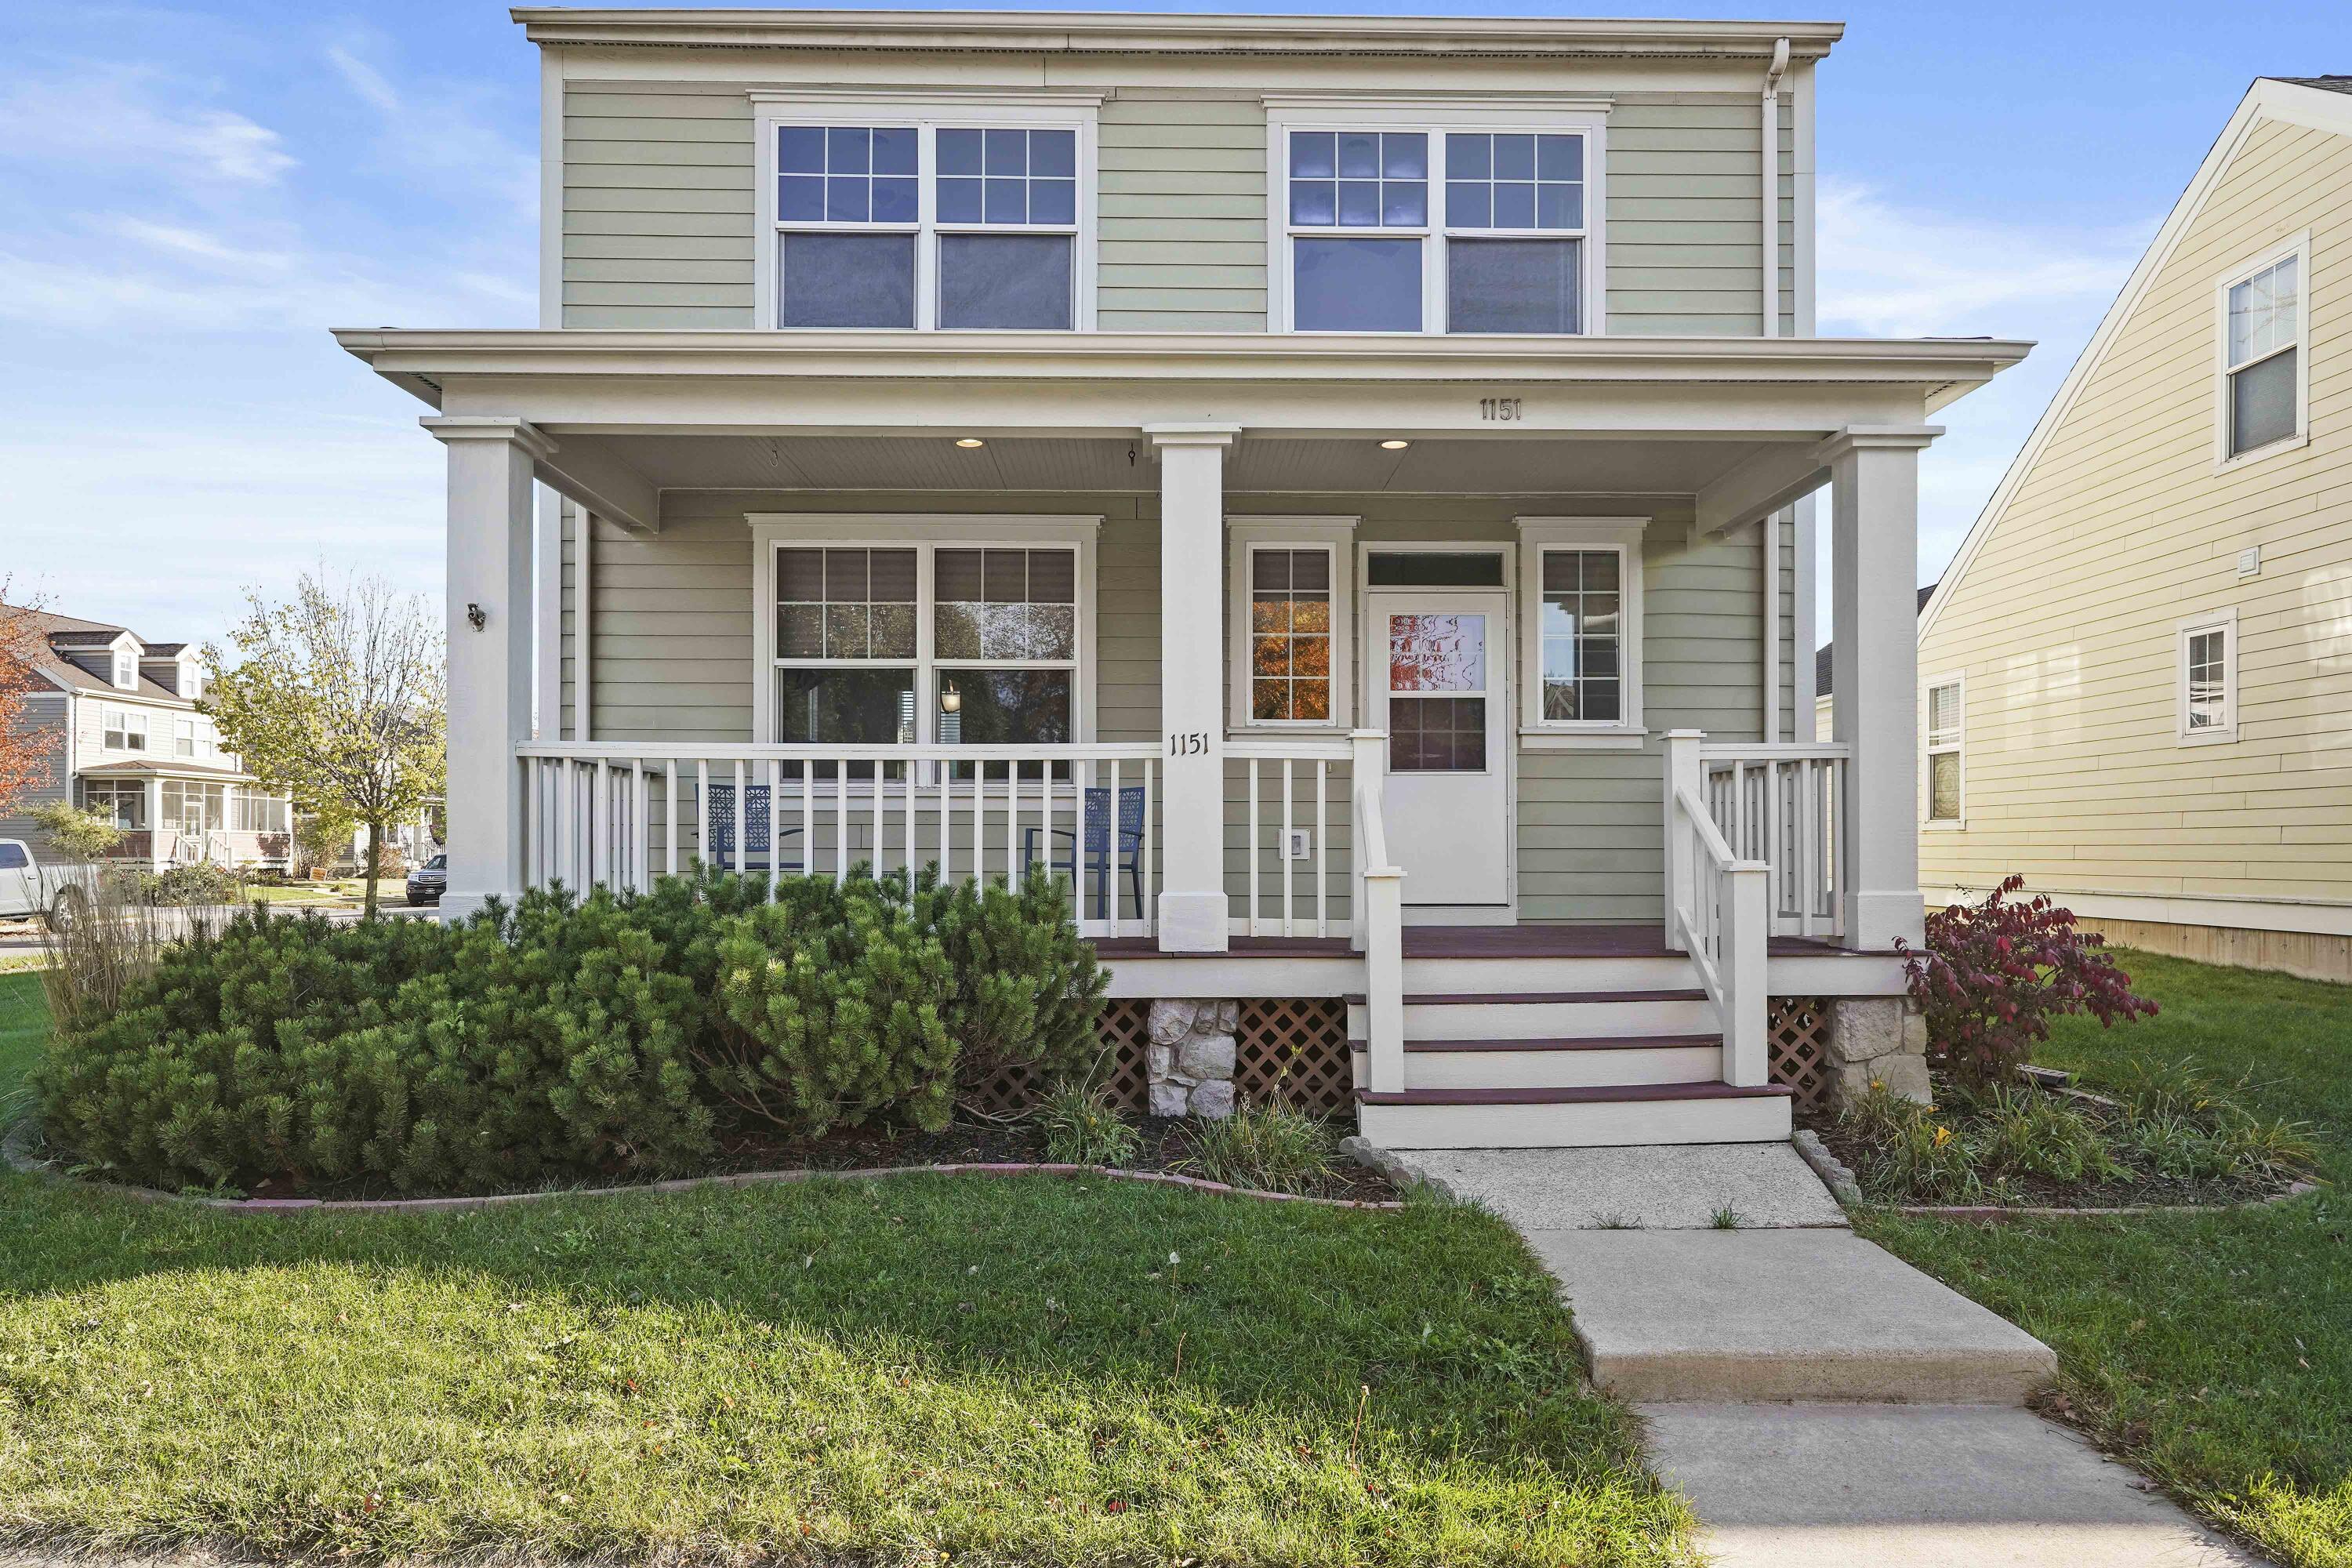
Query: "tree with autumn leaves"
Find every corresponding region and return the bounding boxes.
[0,590,63,818]
[204,572,445,917]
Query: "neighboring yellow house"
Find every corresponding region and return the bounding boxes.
[1917,75,2352,981]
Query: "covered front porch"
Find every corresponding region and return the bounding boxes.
[340,327,2024,1142]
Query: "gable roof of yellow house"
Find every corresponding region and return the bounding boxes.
[1915,74,2352,981]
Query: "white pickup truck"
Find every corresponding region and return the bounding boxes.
[0,839,94,931]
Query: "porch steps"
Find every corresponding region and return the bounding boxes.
[1348,945,1788,1148]
[1351,1034,1727,1091]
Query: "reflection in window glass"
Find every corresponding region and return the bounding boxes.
[936,669,1073,779]
[776,548,918,659]
[779,232,916,328]
[1250,548,1332,722]
[935,548,1076,660]
[1388,613,1486,692]
[776,124,919,225]
[1540,550,1621,722]
[2186,630,2228,731]
[938,233,1073,329]
[1448,238,1581,335]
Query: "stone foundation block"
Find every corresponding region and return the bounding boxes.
[1147,997,1240,1120]
[1826,996,1932,1106]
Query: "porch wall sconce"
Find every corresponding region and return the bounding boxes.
[466,603,487,630]
[1378,439,1410,451]
[939,678,961,714]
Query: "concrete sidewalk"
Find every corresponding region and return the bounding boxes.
[1384,1142,2271,1567]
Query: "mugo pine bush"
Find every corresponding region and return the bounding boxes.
[39,866,1106,1194]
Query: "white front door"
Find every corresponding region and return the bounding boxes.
[1367,590,1510,913]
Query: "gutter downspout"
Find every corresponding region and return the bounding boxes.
[1759,36,1790,742]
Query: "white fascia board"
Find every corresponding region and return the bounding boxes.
[1919,77,2352,645]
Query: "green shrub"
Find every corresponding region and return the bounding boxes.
[1836,1085,1984,1203]
[143,862,245,907]
[1175,1099,1337,1195]
[40,866,1108,1194]
[1034,1081,1142,1167]
[1964,1083,2123,1186]
[697,877,959,1138]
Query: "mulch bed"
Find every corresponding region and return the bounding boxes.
[197,1113,1399,1207]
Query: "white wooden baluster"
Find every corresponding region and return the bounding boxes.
[1280,757,1294,937]
[968,759,983,889]
[902,760,915,891]
[1141,760,1155,932]
[694,760,709,875]
[663,760,677,881]
[1107,757,1123,935]
[633,760,648,893]
[766,758,781,896]
[1247,758,1261,937]
[1069,761,1083,927]
[1315,759,1328,938]
[836,754,850,885]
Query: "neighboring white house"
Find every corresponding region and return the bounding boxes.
[0,608,292,870]
[1916,76,2352,983]
[336,8,2027,1145]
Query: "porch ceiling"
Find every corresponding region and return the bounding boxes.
[572,431,1785,498]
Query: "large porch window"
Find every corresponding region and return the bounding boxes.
[751,517,1098,780]
[79,779,145,831]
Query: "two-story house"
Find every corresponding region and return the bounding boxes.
[1917,76,2352,983]
[336,9,2028,1147]
[0,608,292,871]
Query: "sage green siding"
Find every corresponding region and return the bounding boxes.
[1604,93,1790,336]
[568,492,1775,922]
[556,79,1795,336]
[562,82,757,328]
[1097,93,1269,331]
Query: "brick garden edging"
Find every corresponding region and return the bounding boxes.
[2,1113,1402,1215]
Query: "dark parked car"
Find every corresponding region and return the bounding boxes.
[405,853,446,907]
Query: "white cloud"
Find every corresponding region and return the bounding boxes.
[1809,177,2151,633]
[0,64,294,184]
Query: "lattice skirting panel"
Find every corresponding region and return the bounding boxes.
[1766,996,1831,1112]
[966,996,1354,1118]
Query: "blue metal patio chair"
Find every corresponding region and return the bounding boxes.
[706,782,805,873]
[1020,784,1146,921]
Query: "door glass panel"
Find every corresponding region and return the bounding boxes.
[1389,695,1486,772]
[1388,613,1486,691]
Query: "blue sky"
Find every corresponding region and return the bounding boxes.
[3,0,2347,650]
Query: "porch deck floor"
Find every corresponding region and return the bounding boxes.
[1085,925,1885,960]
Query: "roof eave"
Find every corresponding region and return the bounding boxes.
[509,8,1843,59]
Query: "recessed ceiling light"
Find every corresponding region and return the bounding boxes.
[955,437,985,448]
[1379,439,1410,451]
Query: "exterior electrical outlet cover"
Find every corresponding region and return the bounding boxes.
[1285,829,1313,861]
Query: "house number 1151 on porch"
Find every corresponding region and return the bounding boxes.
[1479,397,1524,421]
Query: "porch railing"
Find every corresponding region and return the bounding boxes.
[517,742,1160,938]
[1229,736,1353,939]
[1348,729,1406,1094]
[1699,742,1849,940]
[1663,738,1769,1087]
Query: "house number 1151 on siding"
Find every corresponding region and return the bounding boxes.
[1479,397,1523,421]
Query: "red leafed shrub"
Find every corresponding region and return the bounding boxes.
[1896,876,2158,1087]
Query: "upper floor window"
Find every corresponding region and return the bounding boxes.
[103,708,147,752]
[111,648,136,689]
[174,718,198,758]
[758,101,1094,333]
[1276,115,1597,335]
[2219,238,2307,462]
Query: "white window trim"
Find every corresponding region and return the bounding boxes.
[750,92,1101,334]
[747,514,1101,765]
[1226,517,1357,735]
[1515,517,1646,748]
[110,643,136,690]
[2176,608,2240,746]
[2212,230,2311,470]
[1263,96,1609,337]
[1922,672,1965,829]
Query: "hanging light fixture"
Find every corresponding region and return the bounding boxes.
[939,677,961,714]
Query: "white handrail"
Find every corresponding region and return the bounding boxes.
[1663,732,1770,1089]
[1348,729,1406,1097]
[1700,740,1848,939]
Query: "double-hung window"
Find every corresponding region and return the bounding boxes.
[753,519,1096,779]
[79,779,145,831]
[103,708,147,753]
[1516,517,1645,741]
[1276,110,1599,335]
[1923,677,1964,825]
[174,718,197,758]
[760,100,1094,332]
[2177,611,2238,745]
[2219,238,2307,461]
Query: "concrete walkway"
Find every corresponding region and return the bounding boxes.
[1385,1143,2270,1567]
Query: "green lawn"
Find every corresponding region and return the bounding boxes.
[1860,950,2352,1568]
[0,971,1690,1568]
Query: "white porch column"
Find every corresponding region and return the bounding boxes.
[1824,425,1938,951]
[423,416,554,920]
[1145,422,1240,953]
